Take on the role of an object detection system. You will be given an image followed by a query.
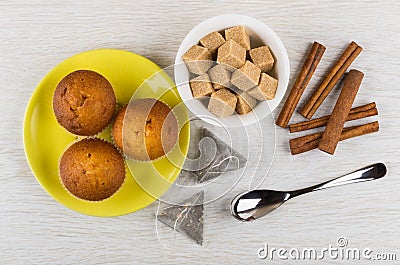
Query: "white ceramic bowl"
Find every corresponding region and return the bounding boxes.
[174,14,290,127]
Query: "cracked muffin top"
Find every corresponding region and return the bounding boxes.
[112,99,178,161]
[53,70,116,136]
[59,138,125,201]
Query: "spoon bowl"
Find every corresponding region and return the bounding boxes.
[231,190,290,221]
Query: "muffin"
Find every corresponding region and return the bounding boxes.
[59,138,125,201]
[111,104,127,152]
[112,99,179,161]
[53,70,116,136]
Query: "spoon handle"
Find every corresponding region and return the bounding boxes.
[289,163,387,198]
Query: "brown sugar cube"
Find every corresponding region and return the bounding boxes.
[189,73,215,98]
[247,73,278,101]
[235,92,257,114]
[231,60,261,91]
[213,83,225,90]
[249,46,275,72]
[182,45,213,75]
[215,84,242,92]
[227,85,244,95]
[217,39,246,69]
[208,89,237,117]
[208,64,231,90]
[199,32,225,56]
[225,26,251,50]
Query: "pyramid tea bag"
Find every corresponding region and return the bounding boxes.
[191,128,247,183]
[157,191,204,245]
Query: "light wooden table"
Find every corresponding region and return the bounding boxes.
[1,0,399,264]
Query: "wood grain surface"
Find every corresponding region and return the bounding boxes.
[1,0,399,264]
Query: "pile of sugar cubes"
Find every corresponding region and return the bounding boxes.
[182,26,278,117]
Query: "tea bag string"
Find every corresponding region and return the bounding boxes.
[208,155,240,174]
[155,202,190,248]
[155,202,170,249]
[172,207,188,246]
[198,155,240,183]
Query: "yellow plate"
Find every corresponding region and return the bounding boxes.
[23,49,190,217]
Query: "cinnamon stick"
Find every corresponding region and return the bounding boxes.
[300,41,362,119]
[318,69,364,154]
[290,121,379,155]
[276,42,326,128]
[289,102,377,133]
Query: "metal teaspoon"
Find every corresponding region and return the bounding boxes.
[231,163,387,222]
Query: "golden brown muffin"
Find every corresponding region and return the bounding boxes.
[53,70,116,136]
[111,105,127,153]
[59,138,125,201]
[112,99,179,161]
